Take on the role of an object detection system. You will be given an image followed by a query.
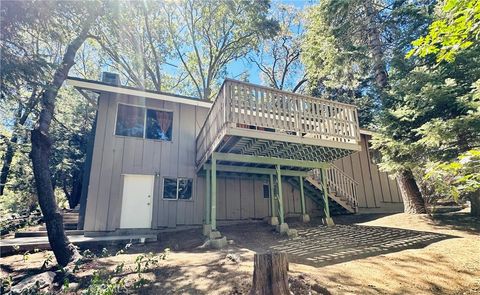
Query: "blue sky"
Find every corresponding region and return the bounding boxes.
[227,0,315,85]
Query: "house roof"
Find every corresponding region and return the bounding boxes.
[66,76,213,108]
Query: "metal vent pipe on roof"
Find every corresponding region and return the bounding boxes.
[101,72,120,85]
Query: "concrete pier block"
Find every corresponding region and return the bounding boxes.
[276,223,289,234]
[202,224,212,236]
[208,230,222,239]
[210,236,227,249]
[266,216,279,226]
[300,214,310,223]
[323,217,335,226]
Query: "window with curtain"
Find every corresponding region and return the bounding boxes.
[146,109,173,141]
[114,104,174,141]
[115,104,145,138]
[162,177,193,200]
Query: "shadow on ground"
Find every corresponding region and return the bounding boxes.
[427,212,480,234]
[215,217,457,268]
[269,224,455,268]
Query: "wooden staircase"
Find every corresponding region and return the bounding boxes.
[39,208,80,231]
[290,164,358,215]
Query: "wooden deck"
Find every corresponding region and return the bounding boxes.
[196,79,361,168]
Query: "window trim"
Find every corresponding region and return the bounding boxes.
[114,102,174,142]
[162,177,194,201]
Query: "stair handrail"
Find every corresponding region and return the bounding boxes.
[309,165,359,211]
[325,165,359,211]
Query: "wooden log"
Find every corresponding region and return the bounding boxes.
[250,252,289,295]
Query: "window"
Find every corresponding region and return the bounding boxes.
[115,104,173,141]
[146,109,173,141]
[263,183,270,198]
[115,104,145,138]
[163,177,193,200]
[178,179,193,200]
[163,178,178,200]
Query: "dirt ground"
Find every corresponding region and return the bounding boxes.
[1,210,479,294]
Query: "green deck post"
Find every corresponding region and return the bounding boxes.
[205,168,211,225]
[269,174,275,216]
[321,168,331,219]
[299,176,306,215]
[211,156,217,230]
[276,165,285,224]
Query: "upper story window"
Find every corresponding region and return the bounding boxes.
[115,103,173,141]
[146,109,173,141]
[115,104,145,138]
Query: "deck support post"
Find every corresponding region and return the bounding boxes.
[275,165,290,234]
[203,168,212,236]
[207,154,227,248]
[266,174,278,225]
[299,176,310,223]
[321,168,334,226]
[211,156,217,231]
[270,174,275,216]
[276,165,285,225]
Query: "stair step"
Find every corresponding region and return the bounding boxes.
[39,223,78,231]
[15,230,84,238]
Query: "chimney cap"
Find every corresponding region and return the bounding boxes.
[101,72,120,85]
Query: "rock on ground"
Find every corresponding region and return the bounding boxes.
[10,271,56,294]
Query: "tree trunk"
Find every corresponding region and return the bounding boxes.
[1,93,39,195]
[469,190,480,217]
[364,0,388,89]
[63,168,83,209]
[30,12,97,267]
[396,169,426,214]
[0,139,16,195]
[250,252,290,295]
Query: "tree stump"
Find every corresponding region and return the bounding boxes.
[250,252,289,295]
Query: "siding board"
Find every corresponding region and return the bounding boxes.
[94,94,118,231]
[106,137,125,230]
[84,94,109,231]
[240,178,255,218]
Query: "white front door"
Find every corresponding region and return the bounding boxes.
[120,174,154,229]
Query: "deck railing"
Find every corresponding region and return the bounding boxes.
[196,79,361,165]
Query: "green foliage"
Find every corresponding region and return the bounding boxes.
[302,0,433,126]
[83,247,170,295]
[424,149,480,199]
[0,0,100,212]
[372,46,480,175]
[407,0,480,62]
[134,250,169,274]
[84,271,126,295]
[372,0,480,205]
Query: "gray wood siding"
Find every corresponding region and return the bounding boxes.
[84,92,209,231]
[84,92,402,232]
[333,134,403,210]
